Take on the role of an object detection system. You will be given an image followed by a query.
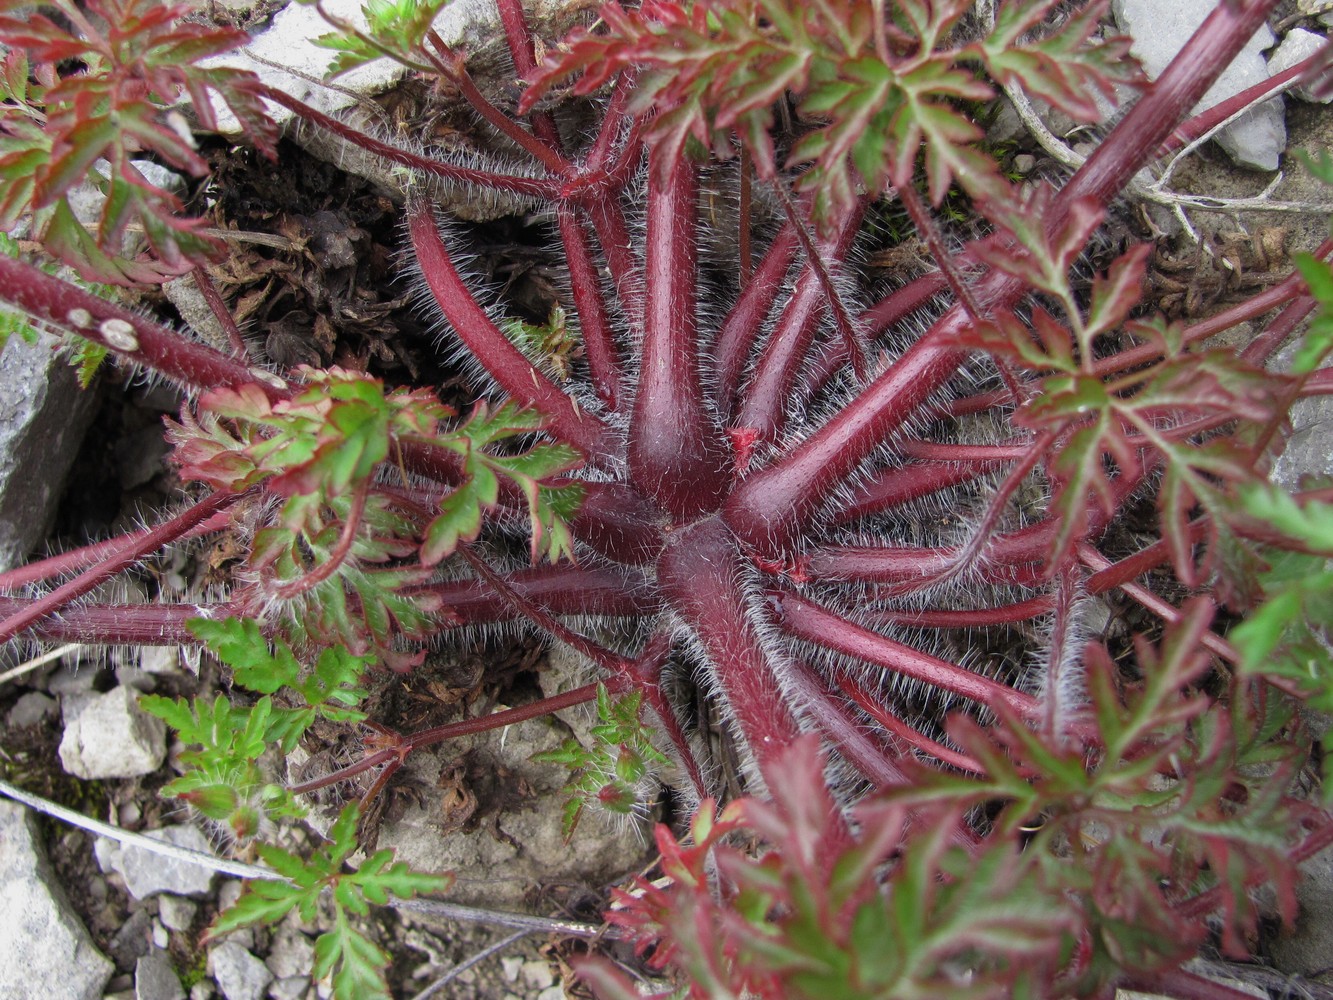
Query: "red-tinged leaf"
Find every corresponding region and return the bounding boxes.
[202,383,277,423]
[0,13,99,63]
[1085,244,1151,340]
[35,114,122,207]
[42,196,188,284]
[421,476,487,565]
[975,1,1140,123]
[975,189,1105,299]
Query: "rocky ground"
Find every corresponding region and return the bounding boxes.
[3,1,1333,999]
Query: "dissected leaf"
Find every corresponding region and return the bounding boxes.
[210,803,451,999]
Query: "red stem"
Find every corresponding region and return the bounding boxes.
[1155,48,1328,160]
[0,510,234,590]
[408,204,615,460]
[857,594,1056,629]
[413,563,657,627]
[259,86,560,198]
[582,196,644,336]
[734,208,862,444]
[1077,544,1238,664]
[627,159,729,518]
[0,598,227,645]
[831,458,1006,524]
[0,255,284,399]
[287,683,607,796]
[774,590,1040,720]
[712,222,800,420]
[656,518,807,779]
[272,481,368,600]
[724,0,1282,555]
[0,491,241,644]
[191,267,249,359]
[556,203,625,410]
[837,668,986,774]
[424,34,570,174]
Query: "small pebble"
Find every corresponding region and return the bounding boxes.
[159,895,198,933]
[521,960,554,990]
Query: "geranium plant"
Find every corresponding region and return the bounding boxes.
[2,0,1333,997]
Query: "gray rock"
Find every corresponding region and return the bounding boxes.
[0,800,114,1000]
[200,0,504,133]
[99,825,218,900]
[0,330,100,572]
[107,907,155,970]
[114,423,172,490]
[210,941,274,1000]
[138,646,182,676]
[1112,0,1286,170]
[6,690,58,728]
[158,894,199,933]
[1269,28,1333,104]
[163,275,232,354]
[58,685,166,779]
[1270,846,1333,976]
[136,952,186,1000]
[115,664,160,693]
[47,659,105,697]
[264,926,315,980]
[266,978,310,1000]
[1269,344,1333,492]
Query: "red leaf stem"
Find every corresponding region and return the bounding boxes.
[408,203,616,460]
[831,458,1007,524]
[424,34,570,174]
[712,223,801,420]
[556,203,625,410]
[1076,543,1237,664]
[413,563,656,627]
[287,682,608,797]
[258,86,560,198]
[272,479,369,600]
[656,517,807,780]
[856,594,1056,629]
[0,254,285,399]
[627,158,729,518]
[0,598,224,645]
[774,590,1041,720]
[837,667,987,774]
[0,490,242,644]
[191,267,249,359]
[0,509,234,590]
[733,207,863,444]
[1156,48,1329,161]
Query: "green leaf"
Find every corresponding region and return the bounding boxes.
[211,803,450,997]
[1293,254,1333,374]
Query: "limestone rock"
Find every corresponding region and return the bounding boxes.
[210,941,274,1000]
[98,825,218,900]
[58,685,166,779]
[0,330,99,571]
[1112,0,1286,170]
[0,800,114,1000]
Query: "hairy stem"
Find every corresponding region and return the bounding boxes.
[627,159,729,518]
[408,204,615,459]
[0,255,284,398]
[724,0,1282,554]
[0,491,241,645]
